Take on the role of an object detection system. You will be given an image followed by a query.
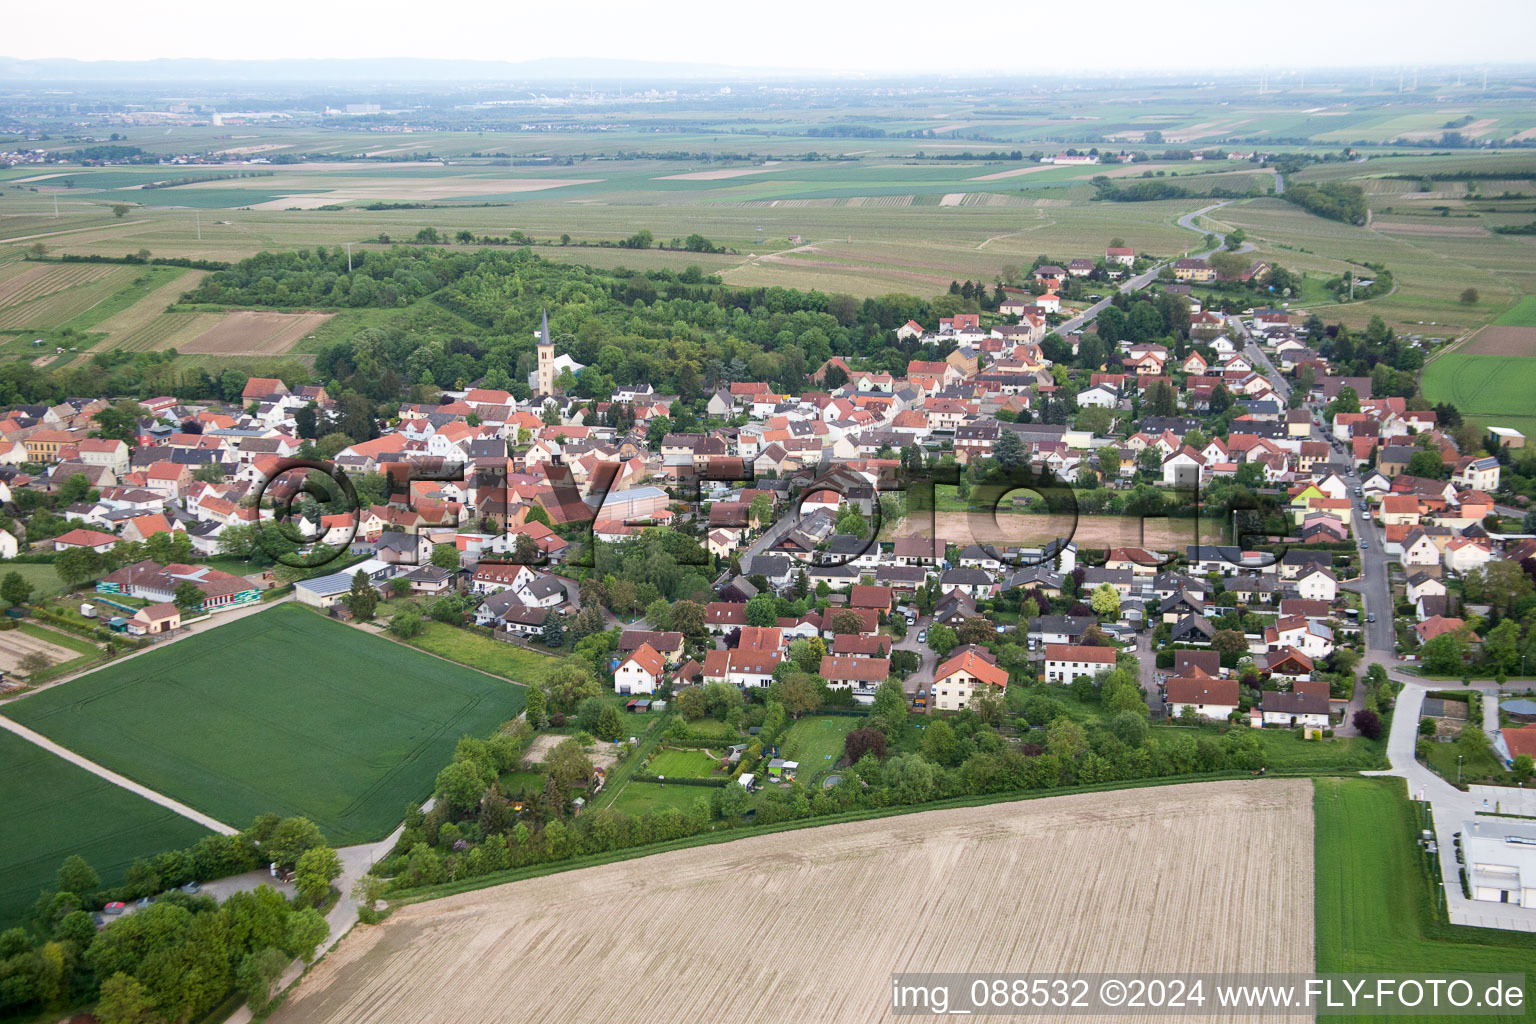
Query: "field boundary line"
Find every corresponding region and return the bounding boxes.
[0,714,237,835]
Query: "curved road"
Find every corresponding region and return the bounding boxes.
[1056,198,1255,337]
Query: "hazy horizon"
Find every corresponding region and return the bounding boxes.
[5,0,1535,76]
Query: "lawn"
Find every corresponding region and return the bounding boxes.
[1314,777,1536,1021]
[499,770,546,799]
[781,715,864,778]
[1252,725,1389,771]
[0,730,212,927]
[607,780,712,817]
[5,603,525,844]
[0,562,66,606]
[1423,736,1508,786]
[405,620,557,684]
[647,747,722,778]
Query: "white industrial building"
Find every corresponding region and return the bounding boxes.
[1463,818,1536,906]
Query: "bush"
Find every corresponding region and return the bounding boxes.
[1353,708,1383,740]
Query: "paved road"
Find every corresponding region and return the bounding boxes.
[0,714,239,835]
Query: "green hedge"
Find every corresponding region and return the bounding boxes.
[632,775,728,787]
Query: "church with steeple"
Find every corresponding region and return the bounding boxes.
[527,307,586,399]
[535,308,555,397]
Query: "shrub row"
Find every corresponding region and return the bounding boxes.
[632,775,729,787]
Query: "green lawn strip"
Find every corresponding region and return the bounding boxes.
[5,603,524,844]
[18,621,100,656]
[0,730,211,927]
[402,620,554,684]
[1314,777,1536,1022]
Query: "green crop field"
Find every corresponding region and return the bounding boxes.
[4,603,525,844]
[1494,296,1536,326]
[1314,777,1536,1022]
[1421,352,1536,437]
[0,730,212,928]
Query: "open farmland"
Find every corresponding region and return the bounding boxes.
[3,603,525,843]
[174,309,331,355]
[1421,325,1536,436]
[0,262,135,330]
[269,779,1312,1024]
[0,729,211,927]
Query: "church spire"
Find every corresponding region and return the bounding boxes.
[540,307,551,347]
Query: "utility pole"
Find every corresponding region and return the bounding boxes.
[52,193,58,219]
[195,210,201,241]
[345,242,353,272]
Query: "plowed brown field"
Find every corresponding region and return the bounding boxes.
[270,779,1313,1024]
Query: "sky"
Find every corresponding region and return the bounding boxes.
[6,0,1536,72]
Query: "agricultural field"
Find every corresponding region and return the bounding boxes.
[0,729,212,927]
[1420,321,1536,437]
[268,779,1313,1024]
[3,603,525,844]
[0,261,136,330]
[1314,777,1536,1020]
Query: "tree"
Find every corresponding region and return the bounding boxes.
[96,972,158,1024]
[1352,708,1383,740]
[844,727,887,763]
[1089,583,1120,618]
[921,719,958,765]
[1046,716,1087,760]
[172,580,204,615]
[870,679,908,737]
[346,570,377,621]
[91,400,145,444]
[293,845,342,907]
[828,609,863,636]
[926,623,958,658]
[524,685,547,728]
[541,615,564,648]
[670,600,705,636]
[112,203,131,218]
[993,429,1027,472]
[596,703,624,741]
[1460,287,1479,305]
[263,816,327,869]
[54,546,102,590]
[1514,755,1535,784]
[544,737,594,795]
[236,948,289,1013]
[435,759,487,816]
[431,544,460,570]
[56,854,98,896]
[0,570,34,608]
[1211,629,1247,658]
[388,607,424,639]
[745,593,779,627]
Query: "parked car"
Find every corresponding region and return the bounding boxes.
[916,630,927,643]
[103,902,126,915]
[180,881,201,894]
[1366,613,1376,623]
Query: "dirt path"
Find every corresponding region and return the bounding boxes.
[0,714,238,834]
